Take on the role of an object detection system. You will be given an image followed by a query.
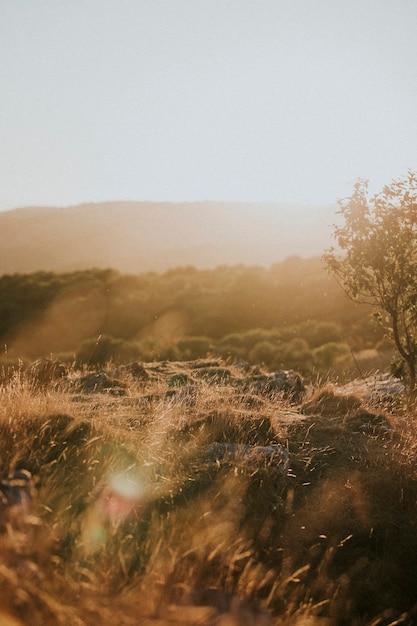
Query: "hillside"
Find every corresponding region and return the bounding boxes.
[0,359,415,625]
[0,201,337,274]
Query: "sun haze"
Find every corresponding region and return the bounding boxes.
[1,0,417,211]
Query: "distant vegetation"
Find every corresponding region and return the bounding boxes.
[0,201,336,274]
[0,256,393,379]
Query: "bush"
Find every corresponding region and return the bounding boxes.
[272,338,314,374]
[177,336,213,360]
[76,335,141,366]
[298,320,342,348]
[248,340,279,367]
[312,341,351,371]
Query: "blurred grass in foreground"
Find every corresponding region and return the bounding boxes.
[0,362,416,625]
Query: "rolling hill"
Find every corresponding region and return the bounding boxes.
[0,201,338,274]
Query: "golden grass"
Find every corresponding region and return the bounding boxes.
[0,365,416,625]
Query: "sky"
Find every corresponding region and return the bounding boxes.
[1,0,417,211]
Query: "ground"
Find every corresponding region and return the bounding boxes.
[0,359,416,625]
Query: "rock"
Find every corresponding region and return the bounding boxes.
[123,361,150,380]
[0,469,34,510]
[335,373,405,405]
[73,372,128,395]
[234,358,253,373]
[0,469,36,534]
[167,372,190,387]
[194,367,232,382]
[246,370,305,402]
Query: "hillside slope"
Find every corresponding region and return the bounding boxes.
[0,201,337,273]
[0,360,414,625]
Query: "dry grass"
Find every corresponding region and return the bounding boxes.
[0,364,417,625]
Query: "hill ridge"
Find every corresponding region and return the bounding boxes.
[0,200,337,274]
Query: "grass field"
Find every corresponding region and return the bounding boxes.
[0,360,416,625]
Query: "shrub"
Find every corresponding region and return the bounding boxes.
[76,334,140,366]
[312,341,351,371]
[177,336,213,360]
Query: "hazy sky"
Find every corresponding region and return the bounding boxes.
[1,0,417,211]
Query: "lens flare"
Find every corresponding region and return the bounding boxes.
[80,468,148,554]
[100,472,146,523]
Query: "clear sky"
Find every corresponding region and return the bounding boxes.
[1,0,417,211]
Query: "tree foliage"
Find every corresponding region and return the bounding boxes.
[0,258,386,375]
[324,170,417,396]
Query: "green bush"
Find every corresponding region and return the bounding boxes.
[177,336,213,360]
[76,335,141,366]
[312,341,351,371]
[248,340,278,367]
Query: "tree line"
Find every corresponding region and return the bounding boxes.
[0,257,387,378]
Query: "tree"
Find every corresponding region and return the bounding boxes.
[324,170,417,399]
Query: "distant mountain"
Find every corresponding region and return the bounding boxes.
[0,201,338,274]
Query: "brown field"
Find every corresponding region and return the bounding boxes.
[0,360,416,626]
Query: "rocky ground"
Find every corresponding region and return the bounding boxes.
[0,358,415,625]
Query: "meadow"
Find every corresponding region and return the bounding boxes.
[0,358,416,625]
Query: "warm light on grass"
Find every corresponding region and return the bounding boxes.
[0,361,416,624]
